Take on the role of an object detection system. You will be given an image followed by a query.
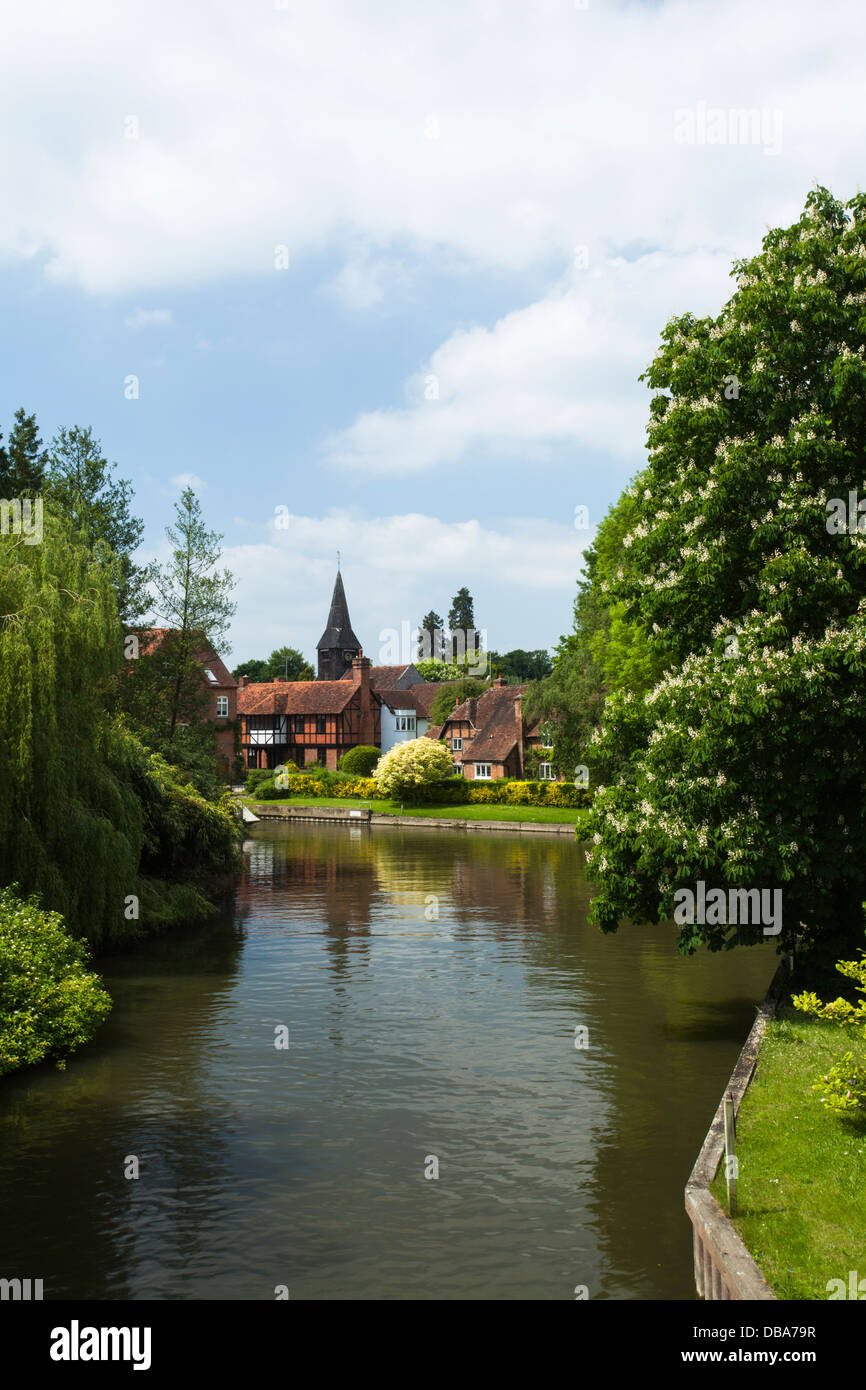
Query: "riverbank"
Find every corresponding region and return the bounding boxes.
[240,794,585,834]
[708,997,866,1299]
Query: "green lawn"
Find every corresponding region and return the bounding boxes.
[241,794,583,825]
[709,1003,866,1300]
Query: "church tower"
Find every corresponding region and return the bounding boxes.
[316,569,362,680]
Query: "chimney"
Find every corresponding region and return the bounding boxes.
[352,657,374,744]
[514,690,524,777]
[493,674,506,688]
[239,675,249,687]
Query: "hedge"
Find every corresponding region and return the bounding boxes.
[252,774,590,809]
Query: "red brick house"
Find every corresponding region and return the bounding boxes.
[238,657,379,771]
[427,676,555,781]
[139,628,238,776]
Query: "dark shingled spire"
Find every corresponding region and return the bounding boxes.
[316,571,362,680]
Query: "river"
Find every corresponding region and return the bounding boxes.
[0,821,774,1300]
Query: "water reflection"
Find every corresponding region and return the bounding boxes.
[0,823,773,1300]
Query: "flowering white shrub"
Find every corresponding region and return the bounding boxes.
[372,737,455,801]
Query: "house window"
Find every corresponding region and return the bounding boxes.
[539,762,554,780]
[317,747,327,766]
[452,736,462,750]
[396,715,416,732]
[294,715,305,734]
[247,750,257,768]
[453,763,462,775]
[216,696,229,718]
[475,763,492,780]
[204,668,218,684]
[316,716,327,735]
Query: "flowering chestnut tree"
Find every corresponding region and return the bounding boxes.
[585,186,866,953]
[372,737,456,802]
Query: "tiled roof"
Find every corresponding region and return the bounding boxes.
[408,682,458,718]
[340,664,412,690]
[237,680,360,715]
[440,684,528,765]
[138,628,237,688]
[378,688,421,713]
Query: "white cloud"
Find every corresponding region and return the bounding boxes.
[170,472,206,492]
[125,307,172,328]
[218,509,591,661]
[324,247,733,472]
[1,1,864,294]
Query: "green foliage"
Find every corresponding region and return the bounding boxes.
[44,424,147,623]
[578,186,866,951]
[487,649,553,682]
[429,678,489,727]
[525,486,671,778]
[0,408,47,496]
[147,486,236,739]
[373,738,455,802]
[415,658,465,681]
[338,745,381,776]
[418,610,445,661]
[793,950,866,1112]
[231,646,314,682]
[0,885,112,1076]
[0,508,241,947]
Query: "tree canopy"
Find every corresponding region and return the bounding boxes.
[231,646,313,683]
[582,185,866,954]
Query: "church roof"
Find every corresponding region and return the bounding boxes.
[316,571,362,652]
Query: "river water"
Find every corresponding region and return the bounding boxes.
[0,822,774,1300]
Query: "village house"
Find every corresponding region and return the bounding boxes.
[428,676,556,781]
[139,628,238,776]
[237,571,448,771]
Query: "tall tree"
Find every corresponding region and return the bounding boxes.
[231,647,314,682]
[0,408,47,495]
[447,587,479,666]
[148,486,237,738]
[45,425,147,622]
[418,610,445,661]
[584,185,866,955]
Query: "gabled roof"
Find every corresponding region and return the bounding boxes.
[408,682,455,719]
[339,664,427,692]
[238,679,364,716]
[138,628,237,688]
[435,683,528,765]
[316,572,362,652]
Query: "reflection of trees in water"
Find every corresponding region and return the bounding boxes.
[0,905,245,1299]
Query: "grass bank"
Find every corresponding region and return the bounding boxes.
[241,794,583,825]
[709,1001,866,1299]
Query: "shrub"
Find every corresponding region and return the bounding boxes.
[793,950,866,1113]
[246,768,275,793]
[0,885,112,1076]
[338,746,381,777]
[373,739,456,802]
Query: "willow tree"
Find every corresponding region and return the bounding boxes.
[0,504,143,938]
[0,503,240,945]
[583,186,866,955]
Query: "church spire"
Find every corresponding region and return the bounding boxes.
[315,570,362,680]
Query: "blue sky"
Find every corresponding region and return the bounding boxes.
[2,0,866,667]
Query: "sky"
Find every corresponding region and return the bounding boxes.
[2,0,866,669]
